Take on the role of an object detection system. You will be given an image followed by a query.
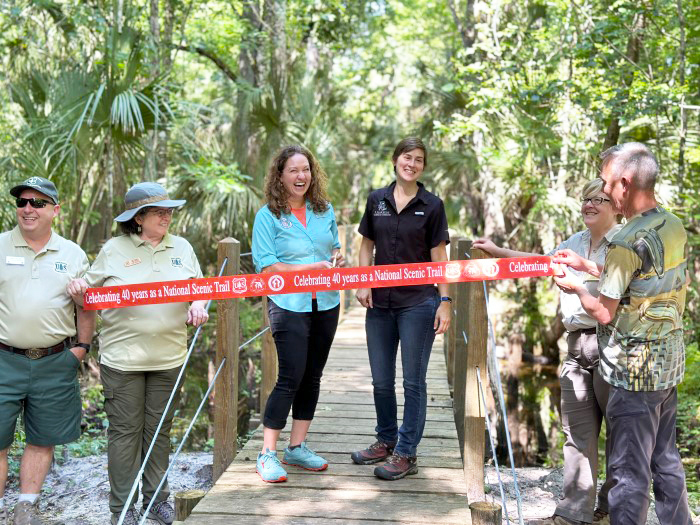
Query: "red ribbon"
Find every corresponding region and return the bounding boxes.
[83,256,554,310]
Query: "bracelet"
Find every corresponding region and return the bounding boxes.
[440,296,453,303]
[75,343,91,352]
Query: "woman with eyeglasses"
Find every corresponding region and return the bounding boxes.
[472,179,621,525]
[67,182,208,525]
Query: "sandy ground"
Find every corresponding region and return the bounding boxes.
[2,454,698,524]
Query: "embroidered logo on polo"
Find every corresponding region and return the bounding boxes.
[124,258,142,267]
[280,218,293,229]
[268,275,285,292]
[373,201,391,217]
[171,257,183,268]
[54,261,68,273]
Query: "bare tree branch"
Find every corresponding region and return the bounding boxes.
[172,44,238,83]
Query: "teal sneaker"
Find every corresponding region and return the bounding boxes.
[282,442,329,471]
[256,449,288,483]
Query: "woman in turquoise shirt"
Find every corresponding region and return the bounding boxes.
[252,145,345,483]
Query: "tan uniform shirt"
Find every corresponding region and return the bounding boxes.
[0,226,88,348]
[85,233,203,372]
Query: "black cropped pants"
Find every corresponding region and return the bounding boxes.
[262,299,339,429]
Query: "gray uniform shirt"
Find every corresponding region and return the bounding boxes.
[548,225,623,331]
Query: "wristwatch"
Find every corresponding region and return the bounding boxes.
[440,296,453,303]
[75,343,91,352]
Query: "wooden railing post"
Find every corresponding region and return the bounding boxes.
[452,238,471,451]
[463,246,488,502]
[214,238,240,482]
[445,235,464,390]
[260,295,277,414]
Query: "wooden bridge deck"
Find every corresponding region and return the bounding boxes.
[183,306,470,524]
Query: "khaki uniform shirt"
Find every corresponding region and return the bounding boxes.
[597,207,687,391]
[85,233,203,372]
[548,225,623,331]
[0,226,88,348]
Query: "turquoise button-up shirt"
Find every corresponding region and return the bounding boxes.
[252,201,341,312]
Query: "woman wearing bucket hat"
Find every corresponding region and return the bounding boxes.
[252,145,345,483]
[68,182,208,525]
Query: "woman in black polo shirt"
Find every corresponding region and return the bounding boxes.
[351,137,451,480]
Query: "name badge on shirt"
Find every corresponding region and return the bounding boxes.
[414,211,424,215]
[124,258,142,267]
[5,256,24,265]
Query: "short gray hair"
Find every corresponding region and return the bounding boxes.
[599,142,658,191]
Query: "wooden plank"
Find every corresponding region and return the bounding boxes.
[213,470,468,495]
[463,247,489,503]
[184,516,455,525]
[191,488,470,524]
[240,439,461,458]
[232,451,461,469]
[222,462,465,482]
[213,238,239,482]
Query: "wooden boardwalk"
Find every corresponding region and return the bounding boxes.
[183,305,470,524]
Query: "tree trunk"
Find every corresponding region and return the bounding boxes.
[602,13,645,150]
[677,0,686,189]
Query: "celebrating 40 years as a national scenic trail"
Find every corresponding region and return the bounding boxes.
[82,256,556,310]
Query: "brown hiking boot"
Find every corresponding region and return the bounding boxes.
[12,501,46,525]
[350,440,395,465]
[593,509,609,525]
[373,453,418,480]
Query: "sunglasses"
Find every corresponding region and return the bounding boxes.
[580,197,610,206]
[16,197,53,209]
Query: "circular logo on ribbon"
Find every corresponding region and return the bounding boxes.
[268,275,285,292]
[482,261,499,278]
[445,263,461,279]
[464,263,481,278]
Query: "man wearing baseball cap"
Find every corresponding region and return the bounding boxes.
[0,177,95,524]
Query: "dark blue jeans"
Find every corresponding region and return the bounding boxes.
[365,295,439,457]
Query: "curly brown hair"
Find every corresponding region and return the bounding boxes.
[264,145,330,218]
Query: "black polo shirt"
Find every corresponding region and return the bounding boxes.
[358,181,450,309]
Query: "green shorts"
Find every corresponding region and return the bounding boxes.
[0,348,82,449]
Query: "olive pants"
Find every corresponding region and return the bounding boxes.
[101,364,181,513]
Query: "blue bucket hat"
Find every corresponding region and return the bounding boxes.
[114,182,186,222]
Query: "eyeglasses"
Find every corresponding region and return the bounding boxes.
[16,197,53,209]
[145,207,174,218]
[581,197,610,206]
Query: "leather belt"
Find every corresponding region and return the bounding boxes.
[571,327,597,335]
[0,339,68,359]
